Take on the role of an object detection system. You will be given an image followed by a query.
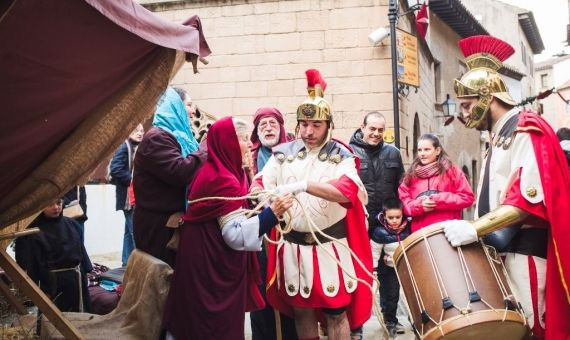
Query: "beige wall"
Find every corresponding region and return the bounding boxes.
[144,0,481,210]
[535,59,570,131]
[145,0,395,144]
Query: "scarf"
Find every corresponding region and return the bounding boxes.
[184,117,248,222]
[256,146,272,173]
[414,161,440,179]
[152,87,199,157]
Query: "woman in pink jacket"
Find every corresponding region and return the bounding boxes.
[398,134,474,232]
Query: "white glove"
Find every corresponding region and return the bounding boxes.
[443,220,478,247]
[273,181,307,195]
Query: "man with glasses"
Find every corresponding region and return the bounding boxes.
[249,107,298,340]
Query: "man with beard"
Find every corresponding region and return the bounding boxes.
[256,69,372,340]
[349,112,403,337]
[441,35,570,339]
[249,107,298,340]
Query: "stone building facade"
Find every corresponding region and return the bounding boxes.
[535,55,570,130]
[142,0,479,163]
[139,0,542,219]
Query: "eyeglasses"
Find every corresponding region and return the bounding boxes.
[258,120,278,130]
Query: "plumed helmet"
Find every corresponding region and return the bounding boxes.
[296,69,333,122]
[454,35,517,128]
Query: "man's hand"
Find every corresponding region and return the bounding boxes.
[270,193,294,217]
[274,181,307,195]
[443,220,478,247]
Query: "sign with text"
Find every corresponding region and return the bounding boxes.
[396,29,419,87]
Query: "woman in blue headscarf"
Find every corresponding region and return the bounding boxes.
[132,87,206,267]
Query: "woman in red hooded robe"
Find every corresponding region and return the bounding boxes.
[162,117,293,340]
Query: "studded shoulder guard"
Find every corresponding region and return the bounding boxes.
[272,140,354,164]
[493,114,519,150]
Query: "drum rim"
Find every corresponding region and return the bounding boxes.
[421,309,529,340]
[393,223,443,266]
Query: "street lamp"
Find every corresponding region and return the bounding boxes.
[436,94,463,126]
[442,94,456,117]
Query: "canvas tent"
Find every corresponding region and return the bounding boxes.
[0,0,210,338]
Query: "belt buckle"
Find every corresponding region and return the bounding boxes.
[304,233,316,244]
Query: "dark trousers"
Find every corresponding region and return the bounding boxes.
[378,253,400,325]
[251,244,298,340]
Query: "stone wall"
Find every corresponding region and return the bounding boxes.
[143,0,409,144]
[143,0,482,210]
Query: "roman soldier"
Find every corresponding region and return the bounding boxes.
[442,35,570,339]
[255,69,373,340]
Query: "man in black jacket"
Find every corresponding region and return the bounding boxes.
[349,111,404,338]
[110,124,144,267]
[350,112,404,231]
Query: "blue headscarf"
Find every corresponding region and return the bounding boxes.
[152,87,199,156]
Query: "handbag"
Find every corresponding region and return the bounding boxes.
[63,187,84,219]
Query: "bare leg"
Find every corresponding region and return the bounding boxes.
[326,312,350,340]
[293,307,319,339]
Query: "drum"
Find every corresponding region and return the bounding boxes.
[393,224,529,340]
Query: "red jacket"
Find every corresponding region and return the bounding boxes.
[398,164,474,232]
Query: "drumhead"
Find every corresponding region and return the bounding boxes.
[422,310,529,340]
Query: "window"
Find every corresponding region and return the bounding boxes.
[541,74,549,88]
[434,61,442,103]
[529,56,533,76]
[521,42,527,66]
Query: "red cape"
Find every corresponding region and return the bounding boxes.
[516,111,570,339]
[265,173,373,329]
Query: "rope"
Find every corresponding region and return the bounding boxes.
[481,243,527,324]
[420,229,448,337]
[189,190,389,337]
[394,236,430,338]
[50,265,84,313]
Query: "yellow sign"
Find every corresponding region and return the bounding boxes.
[396,29,419,87]
[383,128,395,144]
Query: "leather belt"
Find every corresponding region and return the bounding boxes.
[284,219,346,245]
[503,227,547,259]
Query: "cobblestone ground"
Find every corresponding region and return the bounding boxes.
[243,312,416,340]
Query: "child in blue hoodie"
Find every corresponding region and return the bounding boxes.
[371,198,411,338]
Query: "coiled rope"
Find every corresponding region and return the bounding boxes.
[188,190,389,337]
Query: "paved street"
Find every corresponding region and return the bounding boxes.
[243,311,416,339]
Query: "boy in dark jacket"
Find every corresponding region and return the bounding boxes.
[370,198,411,338]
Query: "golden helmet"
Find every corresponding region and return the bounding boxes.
[296,69,333,122]
[454,35,516,128]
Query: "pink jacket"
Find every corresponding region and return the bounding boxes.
[398,164,474,232]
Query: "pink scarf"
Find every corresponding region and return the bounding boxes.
[414,161,440,179]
